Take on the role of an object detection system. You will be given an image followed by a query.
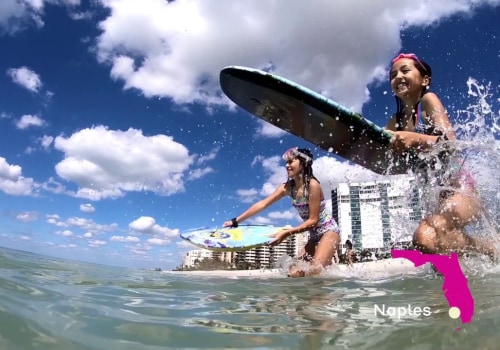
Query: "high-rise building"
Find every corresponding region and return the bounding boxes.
[332,175,422,252]
[233,232,307,268]
[182,249,213,267]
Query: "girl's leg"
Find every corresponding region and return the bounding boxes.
[413,190,496,259]
[298,239,317,261]
[287,239,315,277]
[288,231,340,277]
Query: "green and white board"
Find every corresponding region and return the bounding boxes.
[220,66,409,175]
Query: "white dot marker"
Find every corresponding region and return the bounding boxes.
[449,307,461,319]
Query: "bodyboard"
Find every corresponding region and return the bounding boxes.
[180,224,285,251]
[219,66,409,175]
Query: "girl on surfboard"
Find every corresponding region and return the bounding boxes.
[385,53,496,260]
[223,148,341,277]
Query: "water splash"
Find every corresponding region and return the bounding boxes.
[383,78,500,263]
[453,78,499,146]
[453,78,499,241]
[415,78,500,247]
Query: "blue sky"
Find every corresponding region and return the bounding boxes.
[0,0,499,269]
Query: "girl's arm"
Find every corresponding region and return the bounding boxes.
[387,93,454,153]
[224,183,287,227]
[420,92,455,141]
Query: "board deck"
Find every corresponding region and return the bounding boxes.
[180,225,286,251]
[219,66,409,175]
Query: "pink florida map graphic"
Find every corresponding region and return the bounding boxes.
[391,250,474,324]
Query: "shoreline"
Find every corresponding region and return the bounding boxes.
[164,258,429,279]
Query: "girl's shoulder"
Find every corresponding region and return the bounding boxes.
[420,92,447,122]
[308,177,321,187]
[307,177,324,198]
[421,92,444,109]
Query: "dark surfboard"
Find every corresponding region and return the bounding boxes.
[220,66,408,175]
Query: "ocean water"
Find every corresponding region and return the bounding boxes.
[1,247,499,350]
[0,80,497,350]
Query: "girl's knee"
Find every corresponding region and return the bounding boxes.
[425,215,448,232]
[413,221,438,253]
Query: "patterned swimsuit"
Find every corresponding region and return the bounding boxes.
[290,180,340,243]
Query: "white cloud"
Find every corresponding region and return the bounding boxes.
[39,135,54,149]
[251,209,301,227]
[6,66,42,92]
[79,203,95,213]
[67,216,118,232]
[0,157,21,180]
[249,216,274,225]
[256,120,287,138]
[16,211,38,222]
[24,134,52,154]
[196,148,219,164]
[0,1,43,33]
[236,188,259,203]
[110,235,140,243]
[267,210,296,221]
[53,125,195,200]
[42,177,66,195]
[187,167,213,181]
[255,155,288,197]
[46,214,60,220]
[2,0,499,112]
[0,0,82,34]
[176,240,196,250]
[46,214,118,235]
[73,188,123,201]
[94,0,500,112]
[313,155,384,192]
[88,239,107,247]
[16,114,46,129]
[0,157,37,196]
[146,237,169,246]
[68,10,92,21]
[129,216,178,238]
[58,230,74,237]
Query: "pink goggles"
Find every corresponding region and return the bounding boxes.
[282,148,312,163]
[392,53,428,74]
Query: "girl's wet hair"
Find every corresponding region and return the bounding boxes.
[392,53,432,84]
[283,147,318,188]
[282,147,313,164]
[297,148,313,163]
[297,148,314,178]
[414,59,432,86]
